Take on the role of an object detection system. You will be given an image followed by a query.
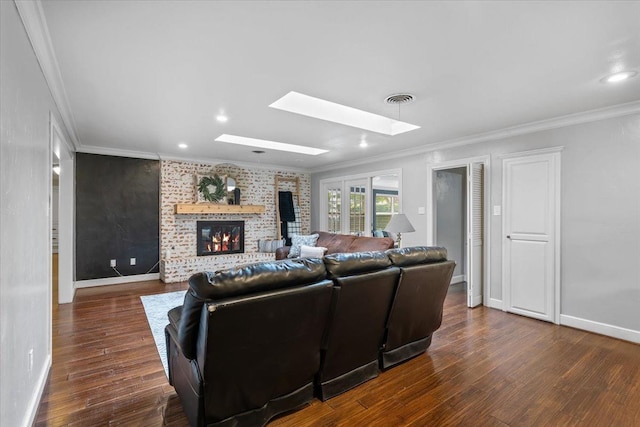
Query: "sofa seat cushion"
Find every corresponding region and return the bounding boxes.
[386,246,448,267]
[323,251,391,279]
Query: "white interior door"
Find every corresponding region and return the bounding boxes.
[503,151,560,323]
[467,163,484,307]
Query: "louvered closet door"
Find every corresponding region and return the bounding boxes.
[467,163,484,307]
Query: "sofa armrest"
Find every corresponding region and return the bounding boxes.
[275,246,291,260]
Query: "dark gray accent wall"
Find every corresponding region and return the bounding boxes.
[76,153,160,280]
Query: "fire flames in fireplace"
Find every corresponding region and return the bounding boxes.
[197,221,244,256]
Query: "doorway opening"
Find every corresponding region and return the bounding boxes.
[50,113,74,305]
[427,157,489,308]
[434,167,467,287]
[52,159,59,308]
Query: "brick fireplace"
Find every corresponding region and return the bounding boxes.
[159,160,311,283]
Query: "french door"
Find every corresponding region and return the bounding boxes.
[321,179,371,236]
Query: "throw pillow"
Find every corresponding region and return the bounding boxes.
[299,245,327,258]
[288,233,320,258]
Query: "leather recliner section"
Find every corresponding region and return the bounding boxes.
[381,247,455,369]
[316,252,400,401]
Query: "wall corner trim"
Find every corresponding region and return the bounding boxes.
[14,0,80,150]
[560,314,640,344]
[22,354,51,427]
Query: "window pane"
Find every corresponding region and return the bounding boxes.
[373,193,398,233]
[349,186,365,235]
[327,187,341,233]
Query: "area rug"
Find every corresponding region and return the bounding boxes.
[140,290,186,377]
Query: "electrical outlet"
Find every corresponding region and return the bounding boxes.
[130,258,136,266]
[110,259,116,267]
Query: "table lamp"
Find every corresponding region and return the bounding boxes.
[384,213,415,247]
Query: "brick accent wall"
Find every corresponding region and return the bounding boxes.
[159,160,310,282]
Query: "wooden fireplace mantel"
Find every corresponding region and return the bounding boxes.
[174,204,265,214]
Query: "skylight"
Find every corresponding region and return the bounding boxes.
[214,134,328,156]
[269,91,420,136]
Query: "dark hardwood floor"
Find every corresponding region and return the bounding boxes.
[35,279,640,426]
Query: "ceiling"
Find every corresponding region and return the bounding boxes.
[40,1,640,171]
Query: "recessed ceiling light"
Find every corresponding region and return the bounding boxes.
[359,140,368,148]
[215,134,328,156]
[269,91,420,136]
[601,71,637,83]
[216,114,228,123]
[178,143,188,149]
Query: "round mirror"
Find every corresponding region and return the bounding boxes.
[226,176,236,192]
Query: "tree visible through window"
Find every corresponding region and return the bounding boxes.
[373,190,399,232]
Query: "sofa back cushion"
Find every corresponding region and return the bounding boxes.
[178,258,327,360]
[315,231,357,254]
[190,257,327,300]
[346,235,395,253]
[323,251,391,279]
[314,231,394,255]
[386,246,448,267]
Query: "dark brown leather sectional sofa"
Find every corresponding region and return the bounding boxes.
[275,230,395,260]
[165,246,455,427]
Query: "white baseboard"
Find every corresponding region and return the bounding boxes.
[486,298,503,310]
[23,354,51,427]
[450,275,466,284]
[75,273,160,289]
[560,314,640,344]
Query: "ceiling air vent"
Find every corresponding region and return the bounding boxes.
[384,93,415,105]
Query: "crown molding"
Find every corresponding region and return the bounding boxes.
[157,153,308,173]
[77,145,308,173]
[310,100,640,174]
[76,145,161,160]
[15,0,80,150]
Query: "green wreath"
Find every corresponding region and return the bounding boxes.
[198,174,226,202]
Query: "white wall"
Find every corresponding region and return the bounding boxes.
[0,2,68,425]
[312,112,640,340]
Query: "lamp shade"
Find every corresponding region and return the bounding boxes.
[384,213,415,234]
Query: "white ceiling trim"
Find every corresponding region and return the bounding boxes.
[76,145,161,161]
[310,100,640,174]
[14,0,80,150]
[77,145,307,173]
[156,153,308,173]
